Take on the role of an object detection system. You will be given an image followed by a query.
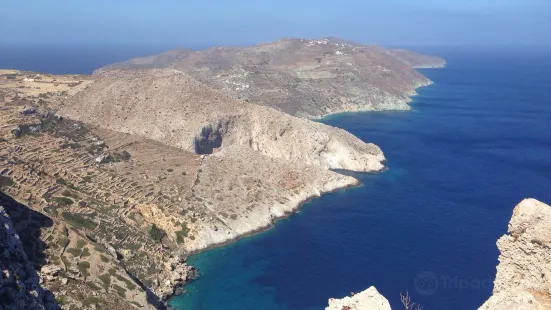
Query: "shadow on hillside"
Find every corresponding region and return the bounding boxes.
[0,191,57,306]
[0,191,53,267]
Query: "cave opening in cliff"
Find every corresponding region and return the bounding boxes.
[194,124,223,154]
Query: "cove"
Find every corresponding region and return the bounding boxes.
[169,48,551,310]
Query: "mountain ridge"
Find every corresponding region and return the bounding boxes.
[95,37,445,118]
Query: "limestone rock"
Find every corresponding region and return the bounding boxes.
[480,290,549,310]
[326,286,391,310]
[479,199,551,310]
[157,256,198,301]
[41,264,62,282]
[94,153,111,164]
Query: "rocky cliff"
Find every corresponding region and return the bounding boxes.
[0,205,58,310]
[326,286,391,310]
[95,37,445,118]
[479,198,551,309]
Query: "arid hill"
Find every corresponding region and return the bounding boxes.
[96,37,445,118]
[61,68,385,172]
[1,67,385,308]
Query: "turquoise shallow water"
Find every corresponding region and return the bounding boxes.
[170,48,551,310]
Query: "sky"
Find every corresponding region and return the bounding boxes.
[1,0,550,48]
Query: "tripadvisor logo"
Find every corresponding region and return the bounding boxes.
[414,271,492,296]
[414,271,439,295]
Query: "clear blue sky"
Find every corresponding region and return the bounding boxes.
[2,0,550,47]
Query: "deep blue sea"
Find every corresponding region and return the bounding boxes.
[169,49,551,310]
[2,45,550,310]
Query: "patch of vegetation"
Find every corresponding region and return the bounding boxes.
[98,273,111,290]
[0,176,14,188]
[111,150,132,162]
[112,284,127,297]
[148,224,165,242]
[53,196,74,206]
[62,212,96,230]
[175,222,190,244]
[115,274,137,290]
[76,239,86,249]
[55,177,77,190]
[83,296,102,306]
[57,237,69,248]
[65,247,82,256]
[78,261,91,276]
[55,296,66,305]
[61,190,78,199]
[167,168,174,172]
[60,142,82,149]
[82,247,91,257]
[86,282,101,291]
[100,255,109,263]
[82,175,93,182]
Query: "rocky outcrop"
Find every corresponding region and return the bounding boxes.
[94,37,444,118]
[0,205,58,310]
[326,286,391,310]
[157,256,199,300]
[479,199,551,310]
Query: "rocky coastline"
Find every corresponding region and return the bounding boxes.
[0,38,446,309]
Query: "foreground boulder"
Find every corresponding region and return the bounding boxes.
[326,286,391,310]
[479,198,551,309]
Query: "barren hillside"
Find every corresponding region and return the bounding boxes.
[96,37,445,118]
[61,68,385,172]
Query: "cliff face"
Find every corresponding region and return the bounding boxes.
[0,205,58,310]
[95,37,445,118]
[480,198,551,310]
[326,286,391,310]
